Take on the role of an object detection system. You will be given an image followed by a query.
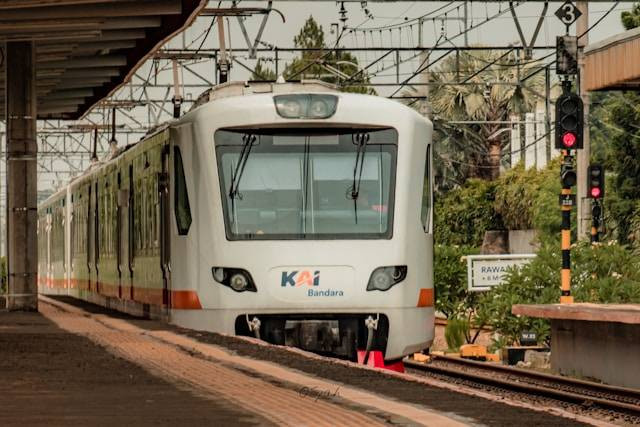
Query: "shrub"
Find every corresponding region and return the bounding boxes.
[434,244,478,319]
[572,240,640,303]
[626,201,640,251]
[475,239,640,348]
[434,179,503,247]
[494,159,564,238]
[444,318,469,352]
[435,158,565,249]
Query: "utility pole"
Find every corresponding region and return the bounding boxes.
[463,1,469,47]
[576,1,590,239]
[418,18,430,118]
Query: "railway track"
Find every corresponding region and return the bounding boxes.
[406,355,640,422]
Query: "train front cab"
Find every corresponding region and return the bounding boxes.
[169,93,435,363]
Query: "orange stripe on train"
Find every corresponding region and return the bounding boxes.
[417,288,434,307]
[171,290,202,310]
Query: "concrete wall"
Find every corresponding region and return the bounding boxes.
[551,319,640,388]
[508,230,538,254]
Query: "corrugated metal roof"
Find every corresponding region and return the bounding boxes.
[0,0,207,119]
[584,26,640,91]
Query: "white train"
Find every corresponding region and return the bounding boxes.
[38,81,434,363]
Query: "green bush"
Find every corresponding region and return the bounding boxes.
[434,179,503,247]
[434,244,478,319]
[444,318,469,352]
[435,159,565,249]
[494,159,565,238]
[629,202,640,251]
[572,241,640,303]
[475,239,640,347]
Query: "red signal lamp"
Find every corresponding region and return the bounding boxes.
[562,132,576,148]
[590,187,602,198]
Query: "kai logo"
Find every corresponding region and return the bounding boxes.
[281,270,320,287]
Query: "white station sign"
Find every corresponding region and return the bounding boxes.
[467,254,536,291]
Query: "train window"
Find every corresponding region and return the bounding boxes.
[420,145,432,233]
[173,146,192,235]
[215,128,397,240]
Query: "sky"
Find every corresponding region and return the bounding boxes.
[156,1,635,95]
[172,1,633,55]
[216,1,632,47]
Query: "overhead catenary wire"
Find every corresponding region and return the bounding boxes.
[364,2,525,91]
[345,1,457,33]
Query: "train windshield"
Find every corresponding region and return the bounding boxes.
[215,128,397,240]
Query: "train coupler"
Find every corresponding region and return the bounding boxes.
[246,315,261,340]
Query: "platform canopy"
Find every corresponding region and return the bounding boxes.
[0,0,206,120]
[584,26,640,91]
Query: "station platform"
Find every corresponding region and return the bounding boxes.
[513,303,640,389]
[0,297,586,426]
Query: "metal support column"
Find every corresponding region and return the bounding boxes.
[5,41,38,311]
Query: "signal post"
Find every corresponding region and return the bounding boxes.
[556,30,582,304]
[587,164,604,243]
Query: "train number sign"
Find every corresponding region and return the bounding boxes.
[555,1,582,26]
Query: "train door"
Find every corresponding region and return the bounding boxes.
[168,124,195,310]
[68,194,74,289]
[117,171,124,299]
[159,145,171,307]
[46,208,52,288]
[94,181,100,293]
[128,164,135,300]
[87,185,94,291]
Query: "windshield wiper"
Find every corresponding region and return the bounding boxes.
[229,133,256,200]
[350,133,369,224]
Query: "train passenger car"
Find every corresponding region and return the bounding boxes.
[37,80,434,362]
[37,187,69,294]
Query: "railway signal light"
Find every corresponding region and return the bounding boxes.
[561,158,576,187]
[555,92,583,150]
[587,164,605,199]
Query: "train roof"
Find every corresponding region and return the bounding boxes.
[189,80,337,112]
[39,80,428,208]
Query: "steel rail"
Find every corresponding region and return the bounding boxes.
[405,357,640,417]
[434,354,640,399]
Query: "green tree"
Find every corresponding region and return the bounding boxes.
[430,50,543,181]
[284,17,375,94]
[589,5,640,245]
[251,58,277,81]
[250,17,374,94]
[590,91,640,244]
[621,2,640,29]
[405,50,544,183]
[434,178,503,247]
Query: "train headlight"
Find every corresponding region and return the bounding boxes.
[211,267,257,292]
[274,94,338,119]
[230,273,249,292]
[366,266,407,291]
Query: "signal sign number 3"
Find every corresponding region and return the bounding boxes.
[555,1,582,26]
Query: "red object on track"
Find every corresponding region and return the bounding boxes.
[357,350,405,373]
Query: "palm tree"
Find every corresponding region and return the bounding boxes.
[406,49,545,182]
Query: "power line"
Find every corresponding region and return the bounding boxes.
[346,1,457,32]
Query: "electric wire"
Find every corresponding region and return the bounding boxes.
[346,1,457,32]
